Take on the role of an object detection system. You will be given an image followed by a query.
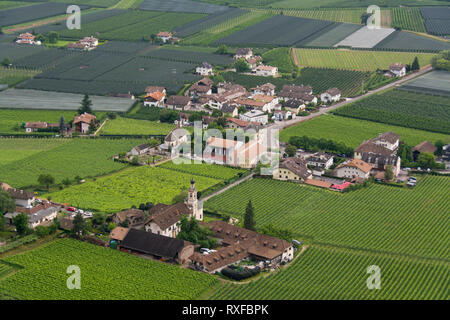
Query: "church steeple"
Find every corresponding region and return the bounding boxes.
[186,178,202,221]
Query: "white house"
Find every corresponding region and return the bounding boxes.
[254,65,278,77]
[28,206,59,229]
[251,83,276,96]
[234,48,253,60]
[128,143,151,156]
[389,63,407,77]
[157,31,173,43]
[164,127,189,149]
[273,110,295,121]
[196,62,213,76]
[335,159,371,180]
[306,152,334,170]
[143,91,165,107]
[320,88,341,103]
[240,109,268,125]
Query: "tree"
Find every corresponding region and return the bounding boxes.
[172,190,188,204]
[1,57,11,67]
[0,26,3,35]
[72,212,86,238]
[431,50,450,71]
[434,140,445,156]
[0,190,15,231]
[47,31,59,44]
[243,200,256,231]
[411,57,420,71]
[62,178,72,187]
[360,12,372,25]
[384,165,394,181]
[234,59,250,73]
[177,215,216,248]
[59,115,65,133]
[92,212,106,226]
[38,174,54,190]
[417,152,437,169]
[13,212,29,236]
[131,156,139,166]
[215,44,228,55]
[285,144,297,157]
[78,94,93,115]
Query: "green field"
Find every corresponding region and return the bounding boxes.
[392,7,426,33]
[46,166,221,212]
[280,115,450,147]
[0,138,144,188]
[101,117,175,136]
[261,47,296,74]
[0,67,40,87]
[205,176,450,260]
[158,160,247,180]
[294,49,435,72]
[0,239,218,299]
[272,0,448,9]
[210,246,448,300]
[0,1,33,11]
[333,89,450,134]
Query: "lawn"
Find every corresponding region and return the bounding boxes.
[205,176,450,260]
[210,246,448,300]
[101,117,175,135]
[0,238,218,299]
[46,166,221,212]
[279,114,450,147]
[294,49,435,72]
[0,138,145,188]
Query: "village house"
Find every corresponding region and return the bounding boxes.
[143,91,165,107]
[79,36,98,48]
[163,127,189,149]
[253,95,279,111]
[4,187,35,207]
[190,221,294,273]
[15,32,40,45]
[5,201,60,229]
[273,157,312,182]
[24,121,57,132]
[73,112,96,134]
[67,36,98,51]
[234,48,253,60]
[201,116,217,129]
[240,109,268,125]
[254,65,278,77]
[320,88,342,103]
[145,179,202,237]
[174,112,190,127]
[283,99,306,114]
[442,144,450,169]
[120,228,194,264]
[226,118,252,130]
[412,141,437,162]
[250,83,276,96]
[186,78,213,98]
[196,62,213,76]
[145,86,166,95]
[113,208,145,228]
[221,104,239,117]
[389,63,407,77]
[67,42,90,51]
[246,56,261,69]
[157,31,173,43]
[272,110,295,121]
[128,143,152,156]
[166,95,191,111]
[216,82,248,101]
[109,226,129,244]
[306,152,334,170]
[335,159,372,180]
[278,85,313,101]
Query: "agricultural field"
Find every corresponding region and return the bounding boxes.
[261,47,296,74]
[210,246,448,300]
[13,49,81,70]
[101,117,175,135]
[271,0,448,8]
[0,239,218,299]
[205,176,450,260]
[392,7,426,33]
[221,68,371,97]
[375,30,450,51]
[216,15,336,47]
[399,70,450,96]
[158,159,247,180]
[279,114,450,147]
[50,0,121,7]
[0,138,144,188]
[294,48,435,71]
[333,89,450,134]
[335,26,396,48]
[420,7,450,36]
[304,23,362,47]
[0,89,135,111]
[0,43,47,63]
[142,48,232,66]
[0,67,40,87]
[139,0,228,14]
[46,166,221,212]
[0,1,33,11]
[0,108,79,135]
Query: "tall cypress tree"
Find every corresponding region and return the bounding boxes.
[412,57,420,71]
[244,200,256,231]
[78,94,93,115]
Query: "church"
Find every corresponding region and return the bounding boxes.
[144,179,203,238]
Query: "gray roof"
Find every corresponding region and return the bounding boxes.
[28,206,59,223]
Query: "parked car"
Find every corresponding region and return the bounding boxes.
[67,207,76,212]
[200,248,210,254]
[292,240,302,246]
[84,211,93,217]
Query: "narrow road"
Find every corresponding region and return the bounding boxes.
[200,173,254,202]
[271,65,433,131]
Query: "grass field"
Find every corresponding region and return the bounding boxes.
[0,67,40,87]
[158,160,247,180]
[205,176,450,260]
[210,246,448,300]
[0,239,218,299]
[333,89,450,134]
[294,49,434,72]
[101,117,175,135]
[280,114,450,147]
[0,138,145,188]
[261,47,296,74]
[46,166,221,212]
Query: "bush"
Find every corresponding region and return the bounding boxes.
[221,266,260,281]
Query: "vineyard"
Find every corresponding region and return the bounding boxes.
[304,23,362,47]
[0,138,144,188]
[142,48,232,66]
[294,48,434,71]
[279,114,450,147]
[261,47,296,74]
[209,246,448,300]
[335,26,395,48]
[0,67,39,87]
[158,160,247,180]
[392,7,426,33]
[0,239,218,299]
[374,30,450,52]
[101,117,175,135]
[333,89,450,134]
[46,166,221,212]
[205,176,450,260]
[399,70,450,97]
[139,0,228,14]
[420,7,450,36]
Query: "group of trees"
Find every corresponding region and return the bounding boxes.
[177,215,216,248]
[431,50,450,71]
[288,136,353,157]
[398,141,445,169]
[234,59,250,73]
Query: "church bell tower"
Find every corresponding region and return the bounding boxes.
[186,178,203,221]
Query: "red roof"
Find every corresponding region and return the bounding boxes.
[330,182,353,190]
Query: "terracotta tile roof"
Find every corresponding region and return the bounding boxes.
[355,141,393,156]
[226,117,250,128]
[279,157,311,179]
[235,98,266,108]
[145,86,165,93]
[145,91,165,102]
[337,159,372,173]
[24,121,48,129]
[145,202,191,231]
[6,188,34,200]
[253,95,276,103]
[376,131,400,144]
[305,179,333,189]
[110,227,129,241]
[157,32,172,37]
[73,113,96,125]
[256,65,277,71]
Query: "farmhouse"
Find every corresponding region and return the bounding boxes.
[166,95,191,111]
[273,157,312,182]
[187,78,213,98]
[113,209,145,228]
[144,91,165,107]
[412,141,437,162]
[2,185,34,207]
[79,36,98,48]
[73,112,96,134]
[221,104,239,117]
[67,36,98,51]
[389,63,407,77]
[279,85,313,101]
[128,143,152,156]
[5,201,60,229]
[190,221,294,273]
[120,228,194,264]
[306,152,334,170]
[335,159,371,180]
[283,99,306,114]
[15,32,39,45]
[157,31,173,43]
[240,110,268,125]
[24,121,49,132]
[251,83,276,96]
[234,48,253,60]
[320,88,341,103]
[196,62,213,76]
[254,65,278,77]
[109,226,129,243]
[164,127,189,149]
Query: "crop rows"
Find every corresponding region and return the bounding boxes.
[210,246,449,300]
[375,30,450,52]
[392,7,426,33]
[399,70,450,97]
[139,0,228,14]
[142,48,232,65]
[0,67,39,87]
[0,239,218,299]
[158,160,247,180]
[333,89,450,134]
[101,117,175,135]
[205,176,450,260]
[420,7,450,35]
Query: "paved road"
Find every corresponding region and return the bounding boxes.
[270,66,433,131]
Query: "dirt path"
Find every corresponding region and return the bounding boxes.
[5,16,68,33]
[200,173,254,202]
